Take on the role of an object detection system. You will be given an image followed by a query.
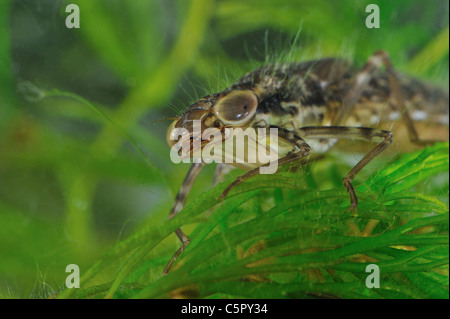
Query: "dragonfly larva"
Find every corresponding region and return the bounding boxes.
[164,50,449,274]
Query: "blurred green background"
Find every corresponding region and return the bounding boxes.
[0,0,448,298]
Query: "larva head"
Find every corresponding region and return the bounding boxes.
[166,90,259,153]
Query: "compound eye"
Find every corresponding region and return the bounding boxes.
[214,91,258,125]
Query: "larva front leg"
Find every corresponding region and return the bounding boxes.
[164,162,205,275]
[218,126,312,200]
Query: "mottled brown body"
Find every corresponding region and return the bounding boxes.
[163,51,449,275]
[232,58,448,150]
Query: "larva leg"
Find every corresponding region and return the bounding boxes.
[373,51,436,145]
[297,126,393,213]
[164,162,205,275]
[336,50,432,145]
[219,127,311,199]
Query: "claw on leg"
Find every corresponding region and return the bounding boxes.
[343,178,358,215]
[163,242,188,275]
[164,229,191,275]
[217,176,243,201]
